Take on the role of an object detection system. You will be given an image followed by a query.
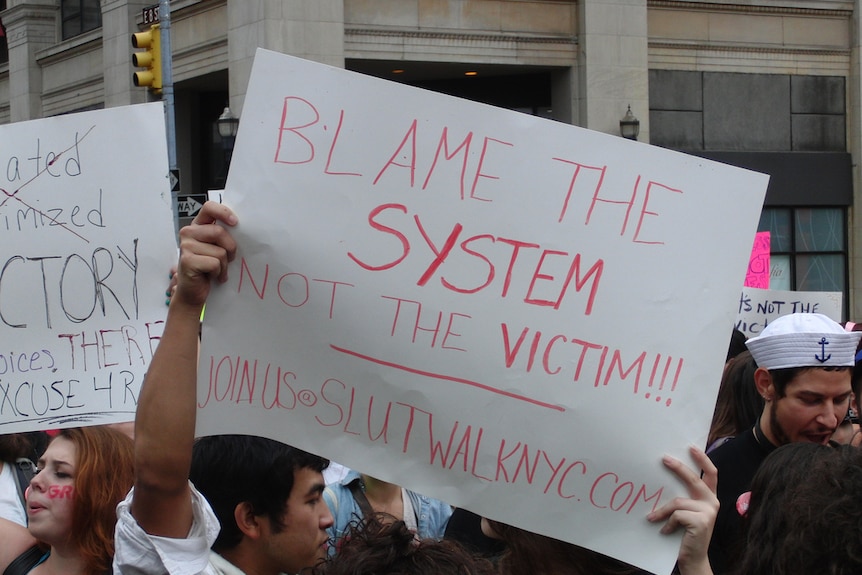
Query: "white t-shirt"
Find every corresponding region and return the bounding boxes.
[322,461,350,486]
[113,483,236,575]
[401,487,418,533]
[0,461,27,527]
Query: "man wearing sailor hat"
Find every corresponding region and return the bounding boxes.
[707,313,861,575]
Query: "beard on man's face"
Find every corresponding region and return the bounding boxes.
[768,399,791,446]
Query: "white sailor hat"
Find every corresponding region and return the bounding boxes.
[746,313,862,370]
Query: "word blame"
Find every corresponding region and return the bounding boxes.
[273,96,508,202]
[271,95,685,247]
[0,239,140,329]
[201,354,667,515]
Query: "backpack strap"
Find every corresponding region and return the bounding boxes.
[13,458,36,510]
[346,477,375,518]
[3,546,45,575]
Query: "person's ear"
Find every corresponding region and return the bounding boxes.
[754,367,774,401]
[234,501,262,539]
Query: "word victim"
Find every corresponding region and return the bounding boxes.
[501,323,684,407]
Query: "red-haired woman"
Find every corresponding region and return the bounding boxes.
[0,426,135,575]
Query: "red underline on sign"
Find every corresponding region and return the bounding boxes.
[330,344,566,412]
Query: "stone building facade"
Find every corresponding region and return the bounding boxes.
[1,0,860,317]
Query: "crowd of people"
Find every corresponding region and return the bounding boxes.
[2,200,862,575]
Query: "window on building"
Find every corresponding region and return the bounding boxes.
[1,0,8,64]
[61,0,101,40]
[758,207,847,296]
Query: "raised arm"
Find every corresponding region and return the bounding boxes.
[647,446,718,575]
[131,202,237,537]
[0,517,38,572]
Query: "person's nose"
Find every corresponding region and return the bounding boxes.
[817,402,841,429]
[320,505,334,529]
[29,470,45,493]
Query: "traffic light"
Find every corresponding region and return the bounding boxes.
[131,24,161,91]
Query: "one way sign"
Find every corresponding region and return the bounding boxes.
[178,195,206,218]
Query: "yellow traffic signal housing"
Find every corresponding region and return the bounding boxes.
[131,24,161,91]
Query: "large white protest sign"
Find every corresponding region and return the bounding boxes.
[736,287,842,338]
[0,103,177,433]
[197,49,768,573]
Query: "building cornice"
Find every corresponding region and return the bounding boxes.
[345,27,576,46]
[36,30,101,65]
[650,40,850,57]
[648,1,852,17]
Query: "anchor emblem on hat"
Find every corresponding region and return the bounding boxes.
[815,337,831,363]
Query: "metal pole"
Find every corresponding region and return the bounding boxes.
[159,0,179,234]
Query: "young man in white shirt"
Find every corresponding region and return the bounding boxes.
[114,202,333,575]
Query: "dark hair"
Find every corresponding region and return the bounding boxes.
[486,520,640,575]
[190,435,328,552]
[708,351,763,447]
[768,365,851,397]
[313,515,496,575]
[727,328,749,363]
[738,444,862,575]
[0,431,48,463]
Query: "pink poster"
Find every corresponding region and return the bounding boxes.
[745,231,771,288]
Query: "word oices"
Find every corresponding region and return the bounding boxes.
[0,239,140,329]
[0,349,55,375]
[200,355,665,515]
[272,96,684,246]
[0,369,139,419]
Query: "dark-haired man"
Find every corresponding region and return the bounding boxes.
[113,202,333,575]
[707,312,861,574]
